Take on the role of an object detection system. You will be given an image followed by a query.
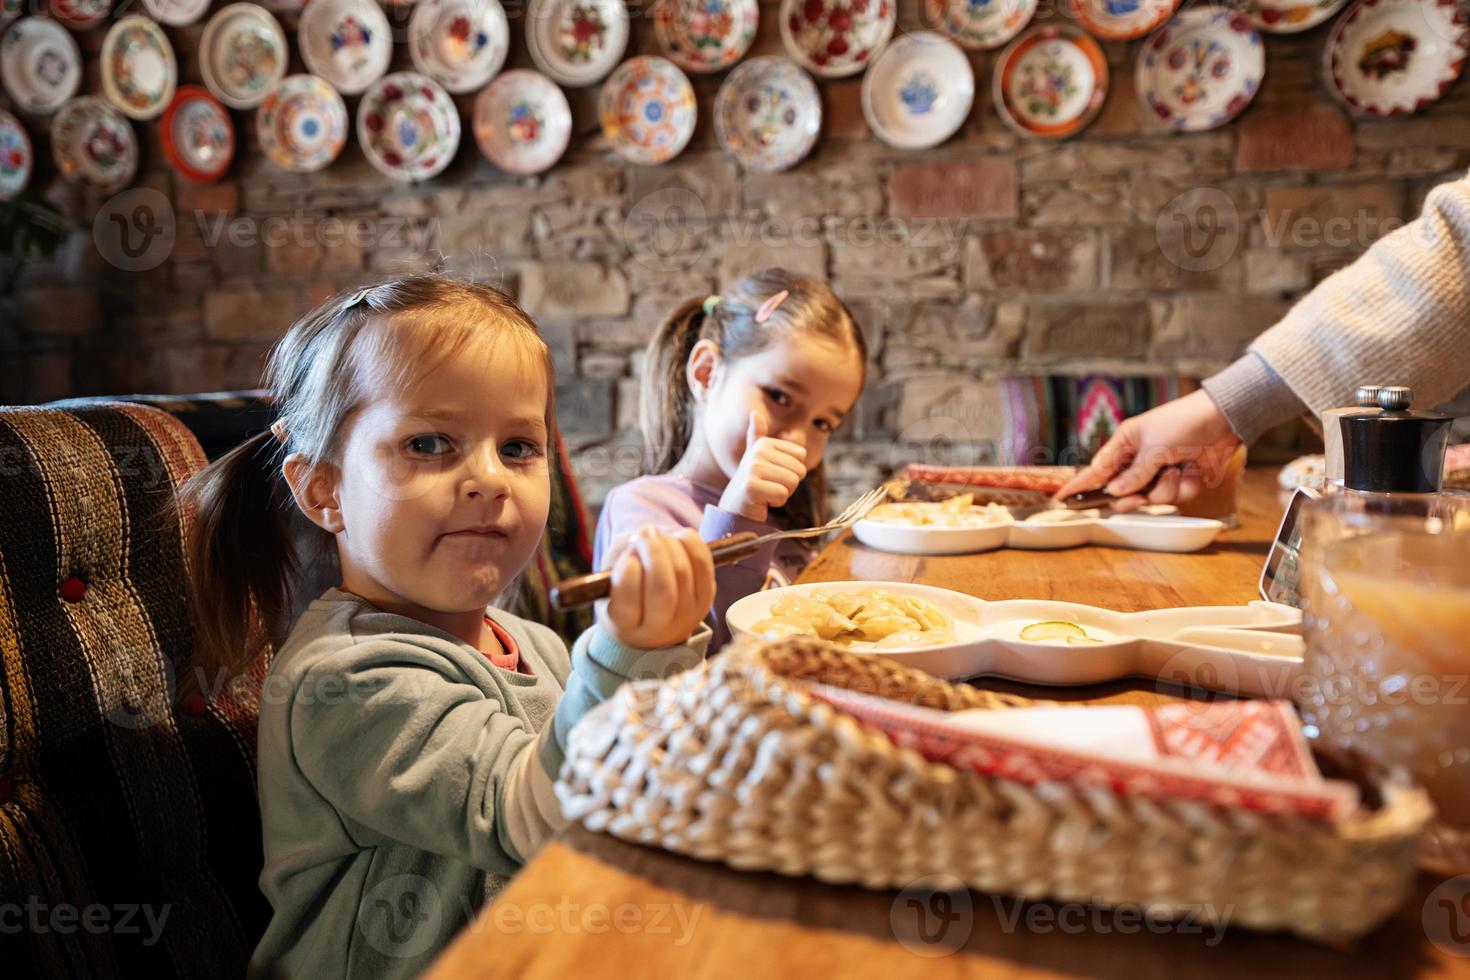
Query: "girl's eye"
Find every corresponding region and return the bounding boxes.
[762,387,792,408]
[814,419,835,434]
[502,439,545,461]
[406,434,454,456]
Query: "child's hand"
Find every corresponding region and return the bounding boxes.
[718,411,808,522]
[601,527,716,650]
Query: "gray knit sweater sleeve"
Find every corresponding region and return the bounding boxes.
[1202,169,1470,443]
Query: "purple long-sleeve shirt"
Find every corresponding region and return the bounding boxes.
[592,475,813,650]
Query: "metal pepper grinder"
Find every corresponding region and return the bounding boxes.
[1340,386,1452,495]
[1323,383,1384,488]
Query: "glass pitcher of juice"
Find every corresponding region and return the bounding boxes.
[1297,494,1470,872]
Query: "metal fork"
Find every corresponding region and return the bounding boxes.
[550,485,890,609]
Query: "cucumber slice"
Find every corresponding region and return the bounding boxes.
[1019,621,1088,642]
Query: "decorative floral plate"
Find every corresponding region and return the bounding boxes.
[1325,0,1467,115]
[162,86,235,182]
[50,96,138,192]
[925,0,1036,50]
[102,16,179,122]
[1137,7,1264,131]
[598,55,697,165]
[142,0,213,27]
[714,55,820,172]
[299,0,394,95]
[473,68,572,174]
[1238,0,1349,33]
[51,0,113,30]
[526,0,631,87]
[358,71,462,181]
[993,23,1108,138]
[861,30,973,149]
[200,4,289,110]
[779,0,896,78]
[1,18,82,115]
[0,0,23,30]
[409,0,511,94]
[1070,0,1179,40]
[258,74,348,173]
[0,110,32,201]
[655,0,759,74]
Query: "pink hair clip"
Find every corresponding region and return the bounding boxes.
[754,289,789,324]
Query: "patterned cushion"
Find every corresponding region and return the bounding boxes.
[0,403,268,979]
[993,374,1197,466]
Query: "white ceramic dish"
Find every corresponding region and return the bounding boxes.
[200,4,290,110]
[409,0,511,94]
[143,0,212,26]
[299,0,393,96]
[526,0,630,87]
[861,30,974,150]
[727,581,1303,696]
[1,17,82,116]
[853,508,1223,554]
[102,16,179,122]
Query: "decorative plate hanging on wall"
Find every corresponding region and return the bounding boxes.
[473,68,573,174]
[1325,0,1467,115]
[654,0,759,74]
[925,0,1037,51]
[143,0,213,27]
[200,4,290,110]
[993,23,1108,139]
[358,71,462,181]
[299,0,394,95]
[714,55,821,173]
[51,96,138,192]
[861,30,974,149]
[1068,0,1179,41]
[408,0,511,94]
[0,110,33,201]
[162,86,236,182]
[598,55,697,165]
[257,74,349,173]
[525,0,631,87]
[1238,0,1349,33]
[102,16,179,122]
[779,0,896,78]
[1,18,82,115]
[1137,7,1265,131]
[51,0,113,31]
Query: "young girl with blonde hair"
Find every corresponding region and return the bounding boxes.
[181,275,715,980]
[594,268,867,649]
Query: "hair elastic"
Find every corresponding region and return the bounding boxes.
[340,286,374,312]
[701,295,721,316]
[754,289,789,324]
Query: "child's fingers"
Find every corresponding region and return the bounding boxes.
[661,532,696,624]
[604,552,644,634]
[634,530,676,622]
[755,442,808,476]
[756,436,808,463]
[676,528,716,615]
[600,531,635,571]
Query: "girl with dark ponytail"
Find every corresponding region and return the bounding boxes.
[596,267,867,650]
[180,274,717,980]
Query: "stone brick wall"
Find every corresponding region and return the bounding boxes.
[4,1,1468,507]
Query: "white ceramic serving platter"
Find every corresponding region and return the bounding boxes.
[727,581,1303,696]
[853,508,1224,555]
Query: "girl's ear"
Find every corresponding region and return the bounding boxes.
[282,454,345,534]
[685,339,721,403]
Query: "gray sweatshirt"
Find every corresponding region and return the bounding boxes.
[249,587,710,980]
[1203,169,1470,442]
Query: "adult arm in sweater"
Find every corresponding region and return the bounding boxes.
[1203,169,1470,443]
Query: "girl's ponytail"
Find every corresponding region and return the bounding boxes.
[179,428,303,684]
[640,296,707,474]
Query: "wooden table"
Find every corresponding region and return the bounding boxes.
[427,470,1470,979]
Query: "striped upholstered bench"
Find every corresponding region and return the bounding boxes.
[0,402,269,977]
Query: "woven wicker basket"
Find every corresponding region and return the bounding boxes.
[557,637,1434,944]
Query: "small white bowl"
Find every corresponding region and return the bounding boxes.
[852,516,1013,556]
